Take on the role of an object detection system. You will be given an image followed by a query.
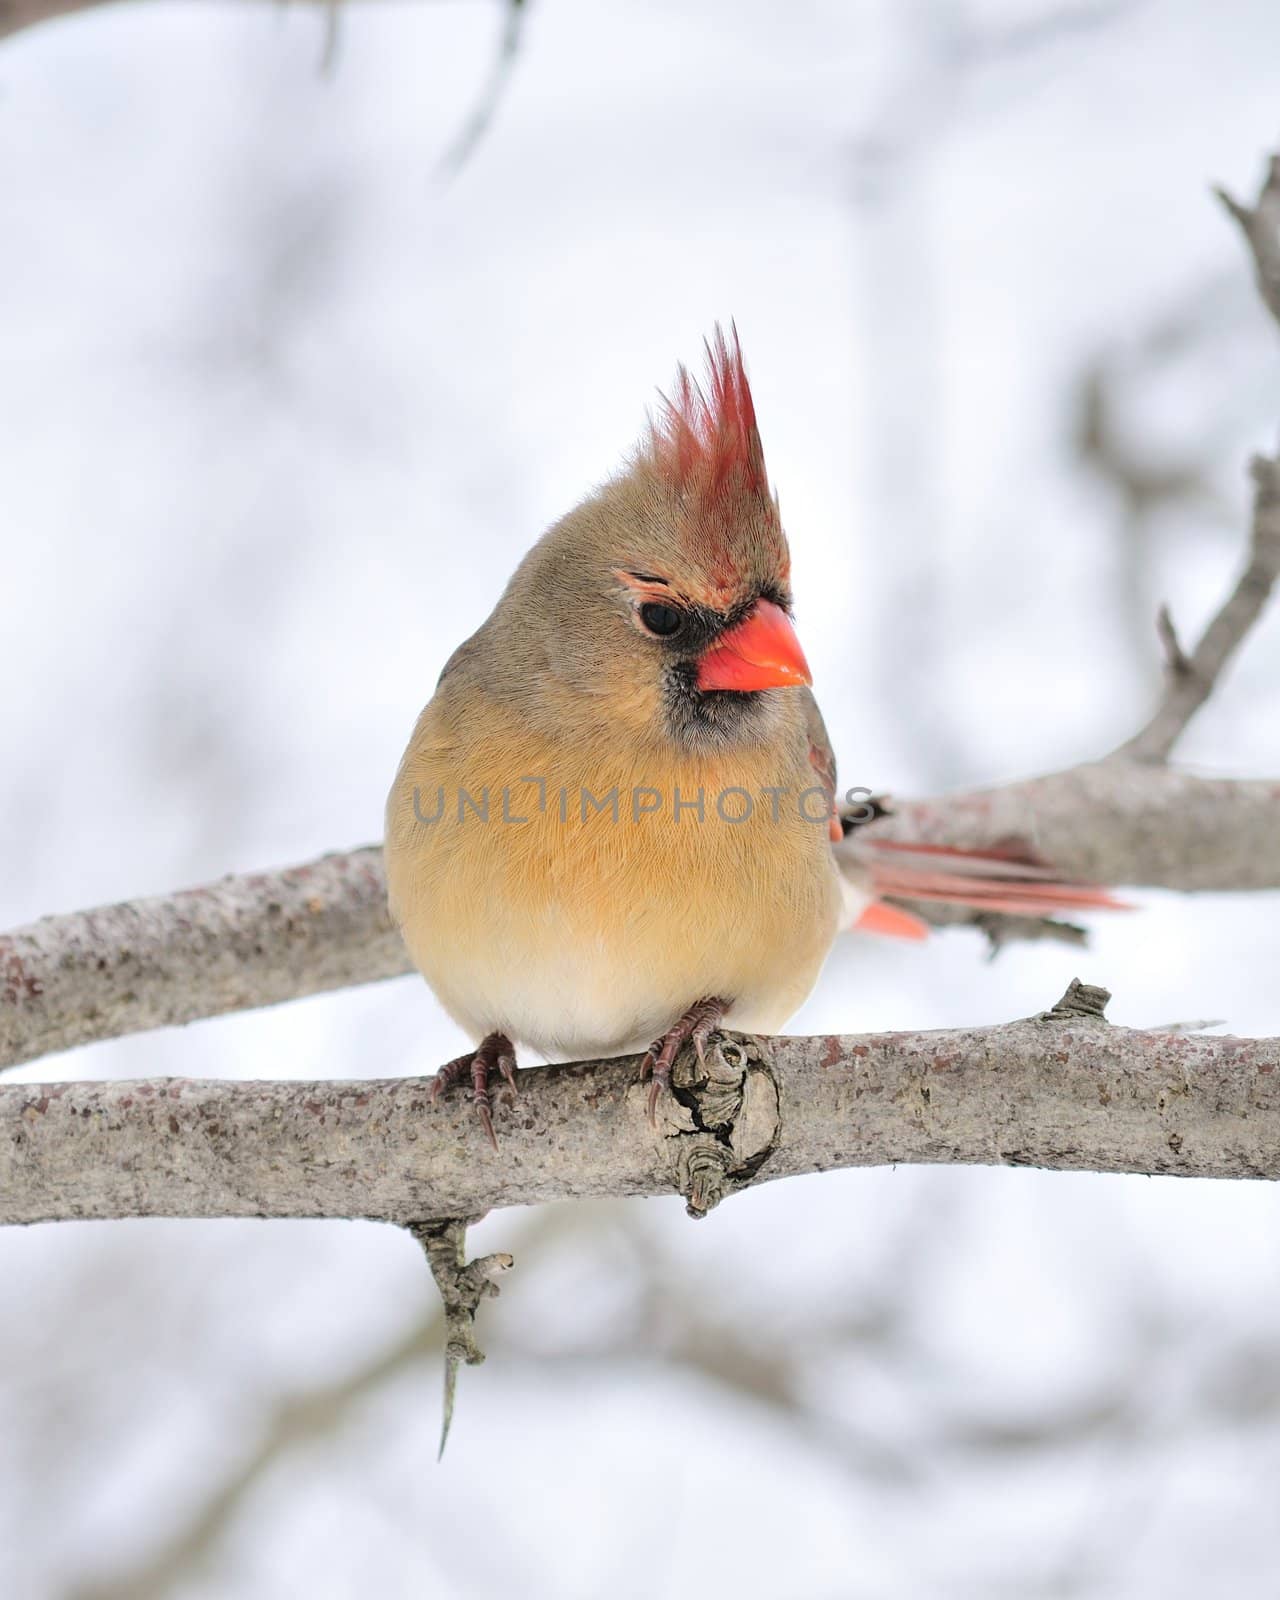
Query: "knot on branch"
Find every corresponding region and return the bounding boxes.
[657,1032,782,1218]
[1038,978,1112,1023]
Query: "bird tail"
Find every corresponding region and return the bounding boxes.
[837,839,1132,941]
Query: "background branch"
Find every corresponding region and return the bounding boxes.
[861,763,1280,889]
[0,0,90,37]
[1113,155,1280,763]
[1114,449,1280,761]
[1216,154,1280,332]
[0,0,414,41]
[4,758,1279,1074]
[64,1209,566,1600]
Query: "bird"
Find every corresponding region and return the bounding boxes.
[385,327,1124,1145]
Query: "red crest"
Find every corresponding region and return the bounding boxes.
[650,323,770,503]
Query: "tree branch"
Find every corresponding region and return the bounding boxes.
[6,993,1280,1228]
[0,0,88,37]
[863,762,1280,891]
[1114,448,1280,762]
[0,0,401,42]
[437,0,528,175]
[4,756,1279,1075]
[1216,153,1280,333]
[0,847,407,1071]
[1111,156,1280,763]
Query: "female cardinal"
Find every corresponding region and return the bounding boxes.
[385,328,1120,1144]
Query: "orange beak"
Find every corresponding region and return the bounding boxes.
[696,598,812,692]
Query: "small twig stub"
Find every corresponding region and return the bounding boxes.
[404,1218,514,1457]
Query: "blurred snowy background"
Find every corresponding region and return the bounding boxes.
[2,0,1280,1594]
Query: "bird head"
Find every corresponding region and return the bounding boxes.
[486,326,810,753]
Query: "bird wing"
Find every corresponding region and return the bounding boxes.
[800,689,844,845]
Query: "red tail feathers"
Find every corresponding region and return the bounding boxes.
[847,840,1131,940]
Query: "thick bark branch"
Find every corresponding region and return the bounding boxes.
[0,847,407,1071]
[5,997,1280,1226]
[863,762,1280,891]
[4,757,1279,1073]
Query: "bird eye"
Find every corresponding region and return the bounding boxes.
[638,602,684,638]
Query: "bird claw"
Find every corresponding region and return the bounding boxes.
[641,1057,669,1125]
[494,1044,518,1091]
[429,1053,472,1101]
[474,1094,496,1152]
[639,997,729,1124]
[431,1032,518,1149]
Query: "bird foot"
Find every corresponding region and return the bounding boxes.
[639,996,729,1124]
[430,1031,518,1150]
